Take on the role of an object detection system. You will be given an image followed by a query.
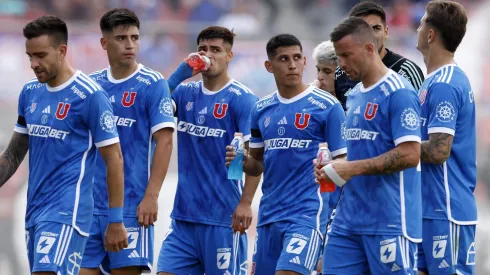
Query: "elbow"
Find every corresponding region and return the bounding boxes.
[431,154,450,165]
[405,147,421,168]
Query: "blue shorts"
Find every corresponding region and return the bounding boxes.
[81,214,154,272]
[252,222,323,275]
[322,231,417,274]
[157,219,248,274]
[26,222,87,275]
[417,219,476,275]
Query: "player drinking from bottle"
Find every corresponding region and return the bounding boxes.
[157,26,259,275]
[226,33,346,275]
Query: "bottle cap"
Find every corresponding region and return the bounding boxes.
[319,142,329,148]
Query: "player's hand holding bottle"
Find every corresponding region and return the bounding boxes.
[185,51,210,76]
[225,145,248,167]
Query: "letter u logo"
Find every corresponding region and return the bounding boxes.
[213,103,228,119]
[55,102,71,120]
[364,102,378,120]
[294,113,311,130]
[122,92,137,107]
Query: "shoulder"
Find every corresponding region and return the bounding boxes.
[308,87,341,109]
[255,91,277,111]
[428,65,469,92]
[227,80,258,102]
[22,78,45,94]
[138,66,165,85]
[384,71,416,94]
[73,72,107,102]
[88,68,108,83]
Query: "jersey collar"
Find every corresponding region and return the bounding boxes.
[201,79,235,95]
[276,85,313,104]
[107,63,143,84]
[360,70,393,93]
[46,70,81,92]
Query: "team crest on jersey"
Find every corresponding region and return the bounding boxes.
[159,98,174,117]
[364,102,379,120]
[294,113,310,130]
[186,101,194,111]
[55,102,71,120]
[122,91,137,107]
[436,101,456,123]
[419,89,427,105]
[100,110,116,133]
[213,103,228,119]
[30,102,37,113]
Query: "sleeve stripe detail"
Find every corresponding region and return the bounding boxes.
[394,135,421,146]
[141,67,163,81]
[243,134,251,142]
[139,70,158,82]
[427,127,455,136]
[75,79,94,95]
[78,74,98,91]
[14,125,28,134]
[151,122,176,134]
[331,147,347,158]
[232,81,254,94]
[80,73,103,91]
[95,137,120,148]
[249,142,264,148]
[401,61,423,89]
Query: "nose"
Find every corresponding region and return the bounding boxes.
[288,59,297,70]
[338,58,347,71]
[30,59,39,70]
[317,71,325,81]
[125,39,135,49]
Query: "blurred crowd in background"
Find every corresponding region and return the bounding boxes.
[0,0,489,274]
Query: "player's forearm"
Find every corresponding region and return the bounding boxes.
[350,143,420,176]
[239,173,261,206]
[421,133,452,164]
[101,144,125,208]
[0,132,29,186]
[146,130,173,198]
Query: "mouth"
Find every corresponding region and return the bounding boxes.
[123,53,135,57]
[286,73,299,77]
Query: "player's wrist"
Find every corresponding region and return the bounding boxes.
[108,207,124,224]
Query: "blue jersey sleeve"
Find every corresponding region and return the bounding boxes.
[15,88,28,134]
[324,103,347,157]
[234,94,258,142]
[249,104,263,148]
[427,82,460,136]
[147,79,176,134]
[85,91,120,148]
[389,89,422,146]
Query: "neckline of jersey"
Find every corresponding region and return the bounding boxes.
[426,63,457,79]
[106,63,144,84]
[46,70,81,92]
[276,85,313,104]
[360,70,393,93]
[201,79,235,95]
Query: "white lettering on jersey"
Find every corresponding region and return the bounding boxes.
[308,97,327,110]
[71,85,86,99]
[114,116,136,127]
[177,121,226,138]
[345,128,379,141]
[420,117,427,127]
[27,124,70,140]
[26,83,43,90]
[228,87,242,96]
[256,98,274,110]
[264,138,312,150]
[136,75,151,86]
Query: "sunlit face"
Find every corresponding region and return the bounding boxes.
[102,25,139,67]
[416,13,430,53]
[334,35,371,81]
[197,38,232,78]
[25,35,64,83]
[316,62,336,92]
[265,45,306,88]
[360,14,388,54]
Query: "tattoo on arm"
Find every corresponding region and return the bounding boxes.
[0,132,29,186]
[362,148,410,175]
[421,133,453,164]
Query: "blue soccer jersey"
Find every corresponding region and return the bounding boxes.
[331,70,422,242]
[418,64,477,224]
[171,79,258,226]
[14,71,119,236]
[90,64,175,216]
[249,86,347,234]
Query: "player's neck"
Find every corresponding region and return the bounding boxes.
[277,83,309,99]
[47,62,76,88]
[425,49,455,75]
[361,59,389,88]
[110,62,139,80]
[379,46,387,60]
[202,72,231,92]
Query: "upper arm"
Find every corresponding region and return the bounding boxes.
[235,94,258,142]
[249,104,264,150]
[249,147,264,162]
[15,88,28,134]
[427,82,460,136]
[152,127,173,144]
[147,79,176,134]
[96,142,122,164]
[171,83,188,116]
[85,91,120,148]
[324,103,347,158]
[399,60,425,91]
[3,131,29,158]
[389,89,422,146]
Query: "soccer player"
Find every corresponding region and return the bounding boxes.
[334,1,425,110]
[80,9,175,275]
[156,27,259,275]
[415,2,476,274]
[226,34,347,275]
[315,17,422,274]
[311,40,337,96]
[0,16,128,275]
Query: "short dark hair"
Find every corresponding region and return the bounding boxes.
[100,8,140,33]
[23,16,68,46]
[197,26,236,48]
[330,17,376,45]
[348,1,386,25]
[266,34,302,58]
[426,0,467,53]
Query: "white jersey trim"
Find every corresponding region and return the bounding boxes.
[47,71,80,92]
[400,170,422,243]
[243,134,251,143]
[443,162,478,225]
[201,79,234,95]
[72,131,92,237]
[95,137,120,148]
[394,135,421,146]
[151,122,176,135]
[14,125,28,134]
[427,127,455,136]
[276,86,313,104]
[249,142,264,148]
[331,147,347,158]
[360,70,392,93]
[107,64,143,84]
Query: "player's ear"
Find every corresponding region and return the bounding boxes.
[303,56,307,69]
[58,44,67,59]
[365,42,375,55]
[384,25,389,41]
[265,60,273,73]
[428,29,435,45]
[100,37,107,51]
[227,50,233,62]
